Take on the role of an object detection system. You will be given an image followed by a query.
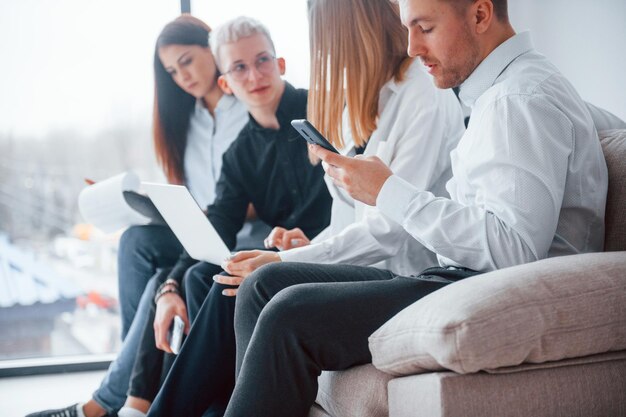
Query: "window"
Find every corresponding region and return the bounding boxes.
[0,0,309,371]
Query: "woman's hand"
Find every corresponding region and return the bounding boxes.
[264,227,310,250]
[154,292,190,353]
[217,250,282,296]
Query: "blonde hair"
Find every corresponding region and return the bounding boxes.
[308,0,413,149]
[211,16,275,71]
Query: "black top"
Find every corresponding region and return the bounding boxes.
[168,82,332,283]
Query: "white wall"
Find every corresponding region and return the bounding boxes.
[508,0,626,121]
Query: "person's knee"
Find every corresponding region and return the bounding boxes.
[235,263,286,331]
[255,285,312,338]
[118,226,156,303]
[238,262,284,302]
[145,275,158,295]
[182,263,206,294]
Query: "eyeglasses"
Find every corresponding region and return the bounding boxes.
[224,53,276,81]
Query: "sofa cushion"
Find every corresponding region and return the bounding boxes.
[600,129,626,251]
[368,251,626,376]
[315,365,393,417]
[388,351,626,417]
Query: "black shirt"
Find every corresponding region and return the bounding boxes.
[168,82,332,282]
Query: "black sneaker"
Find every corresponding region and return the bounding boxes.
[25,404,80,417]
[25,404,117,417]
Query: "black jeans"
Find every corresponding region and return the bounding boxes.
[224,263,479,417]
[127,262,222,405]
[143,263,238,417]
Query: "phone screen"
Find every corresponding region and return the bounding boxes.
[169,315,184,355]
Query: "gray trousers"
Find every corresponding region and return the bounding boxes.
[225,263,478,417]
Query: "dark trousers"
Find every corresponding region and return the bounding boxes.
[134,262,236,417]
[118,225,182,339]
[127,262,222,404]
[224,263,479,417]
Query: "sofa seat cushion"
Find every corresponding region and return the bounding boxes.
[388,350,626,417]
[600,129,626,251]
[315,364,393,417]
[369,251,626,376]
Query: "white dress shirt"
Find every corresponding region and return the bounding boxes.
[280,59,466,276]
[184,94,249,208]
[377,32,608,272]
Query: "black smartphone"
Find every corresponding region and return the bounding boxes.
[291,119,339,154]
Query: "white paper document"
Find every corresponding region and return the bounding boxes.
[78,172,151,233]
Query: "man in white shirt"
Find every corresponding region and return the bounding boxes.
[223,1,609,416]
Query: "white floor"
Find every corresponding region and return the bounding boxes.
[0,370,106,417]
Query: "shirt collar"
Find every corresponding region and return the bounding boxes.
[378,69,400,115]
[215,93,238,112]
[381,71,402,95]
[194,93,239,114]
[377,58,421,115]
[458,31,534,108]
[194,98,205,113]
[275,81,298,123]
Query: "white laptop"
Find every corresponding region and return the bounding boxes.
[142,182,231,266]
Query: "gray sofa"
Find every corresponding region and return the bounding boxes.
[310,129,626,417]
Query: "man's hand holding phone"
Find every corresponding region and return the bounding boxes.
[154,291,190,354]
[168,315,184,355]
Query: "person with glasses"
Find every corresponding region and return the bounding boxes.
[223,53,276,81]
